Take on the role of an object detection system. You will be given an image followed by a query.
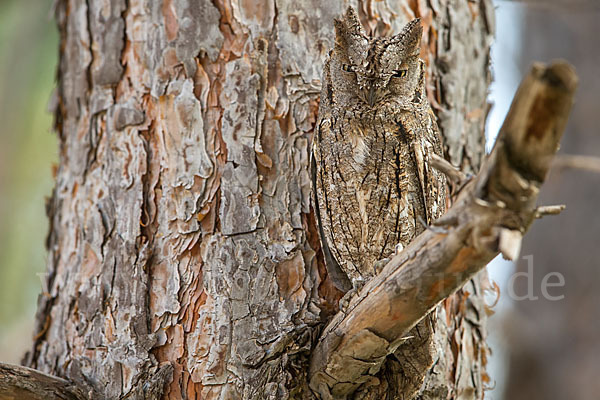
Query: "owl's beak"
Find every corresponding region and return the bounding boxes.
[366,86,376,107]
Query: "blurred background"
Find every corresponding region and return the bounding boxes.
[0,0,597,399]
[487,1,600,399]
[0,0,58,363]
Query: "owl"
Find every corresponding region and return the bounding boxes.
[312,7,446,292]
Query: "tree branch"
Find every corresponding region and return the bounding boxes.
[535,204,566,218]
[309,61,578,398]
[430,153,467,183]
[0,362,87,400]
[553,154,600,173]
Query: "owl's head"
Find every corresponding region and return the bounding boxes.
[326,7,423,109]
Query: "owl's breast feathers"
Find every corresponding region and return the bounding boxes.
[312,106,446,287]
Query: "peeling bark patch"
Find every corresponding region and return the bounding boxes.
[219,163,261,235]
[88,0,126,86]
[112,104,145,130]
[163,0,178,41]
[276,0,342,82]
[154,79,214,234]
[237,0,275,34]
[288,15,300,34]
[146,0,224,97]
[150,261,181,316]
[188,233,312,392]
[219,59,261,235]
[171,80,214,183]
[174,0,224,74]
[61,1,92,118]
[275,251,306,301]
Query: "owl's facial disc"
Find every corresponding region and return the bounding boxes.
[329,12,424,109]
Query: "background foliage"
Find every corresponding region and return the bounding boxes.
[0,0,58,362]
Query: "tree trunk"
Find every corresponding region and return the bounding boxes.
[24,0,494,398]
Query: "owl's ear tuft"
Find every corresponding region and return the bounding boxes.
[334,6,366,44]
[395,19,423,56]
[342,6,362,29]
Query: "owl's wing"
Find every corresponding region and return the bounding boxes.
[410,61,447,223]
[311,120,353,292]
[421,112,447,222]
[400,109,446,225]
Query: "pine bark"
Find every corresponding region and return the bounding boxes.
[25,0,494,398]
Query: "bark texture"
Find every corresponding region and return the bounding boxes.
[26,0,494,398]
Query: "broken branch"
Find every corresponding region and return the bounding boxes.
[535,204,566,218]
[430,153,467,183]
[0,362,87,400]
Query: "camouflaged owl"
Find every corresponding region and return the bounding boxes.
[312,7,446,292]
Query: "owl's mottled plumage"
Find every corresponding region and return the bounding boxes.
[312,7,446,292]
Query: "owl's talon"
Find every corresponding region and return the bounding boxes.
[338,289,356,312]
[339,279,365,312]
[418,215,448,234]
